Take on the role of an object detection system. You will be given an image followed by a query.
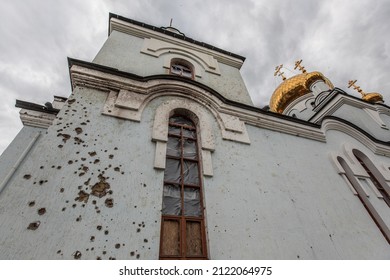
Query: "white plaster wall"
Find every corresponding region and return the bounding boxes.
[0,87,164,260]
[93,31,253,106]
[332,104,390,141]
[1,89,390,259]
[0,126,46,182]
[204,124,390,259]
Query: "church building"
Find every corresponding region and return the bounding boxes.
[0,13,389,259]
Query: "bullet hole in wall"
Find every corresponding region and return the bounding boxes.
[73,251,82,259]
[91,175,110,198]
[58,133,71,143]
[105,198,113,208]
[27,221,40,230]
[37,208,46,215]
[75,127,83,135]
[23,174,31,179]
[84,178,91,186]
[28,201,35,207]
[76,191,89,203]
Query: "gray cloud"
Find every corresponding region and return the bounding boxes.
[1,0,389,154]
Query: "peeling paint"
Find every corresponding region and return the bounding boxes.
[76,190,89,203]
[91,174,110,198]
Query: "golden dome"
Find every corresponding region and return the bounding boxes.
[269,71,334,113]
[348,80,384,104]
[362,92,384,103]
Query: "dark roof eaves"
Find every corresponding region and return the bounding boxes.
[108,13,246,62]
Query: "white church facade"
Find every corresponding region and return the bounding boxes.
[0,13,389,259]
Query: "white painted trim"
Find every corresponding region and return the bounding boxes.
[322,118,390,157]
[70,64,390,156]
[341,174,358,195]
[141,38,220,76]
[110,18,244,69]
[0,132,41,195]
[19,109,57,129]
[312,94,390,124]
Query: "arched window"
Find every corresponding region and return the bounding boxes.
[159,115,207,259]
[337,156,390,244]
[353,150,390,207]
[170,59,194,79]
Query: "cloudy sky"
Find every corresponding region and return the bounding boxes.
[0,0,389,155]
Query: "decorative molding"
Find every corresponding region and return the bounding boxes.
[110,17,244,69]
[141,37,220,76]
[19,109,57,129]
[322,118,390,157]
[152,98,216,150]
[312,93,390,125]
[363,108,388,129]
[151,98,216,177]
[162,54,203,78]
[69,63,390,157]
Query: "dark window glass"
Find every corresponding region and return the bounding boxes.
[160,115,207,259]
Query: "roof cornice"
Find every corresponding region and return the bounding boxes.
[108,13,245,69]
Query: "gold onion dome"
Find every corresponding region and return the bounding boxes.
[270,64,334,113]
[362,92,384,103]
[348,80,384,104]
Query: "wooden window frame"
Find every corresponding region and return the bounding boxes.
[159,115,208,259]
[353,150,390,207]
[337,156,390,244]
[170,59,194,79]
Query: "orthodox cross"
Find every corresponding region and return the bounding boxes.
[348,80,366,97]
[274,64,287,81]
[294,59,307,74]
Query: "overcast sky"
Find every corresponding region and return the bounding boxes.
[1,0,389,155]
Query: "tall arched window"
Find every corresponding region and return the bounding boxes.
[159,115,207,259]
[337,156,390,244]
[170,59,194,79]
[353,150,390,207]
